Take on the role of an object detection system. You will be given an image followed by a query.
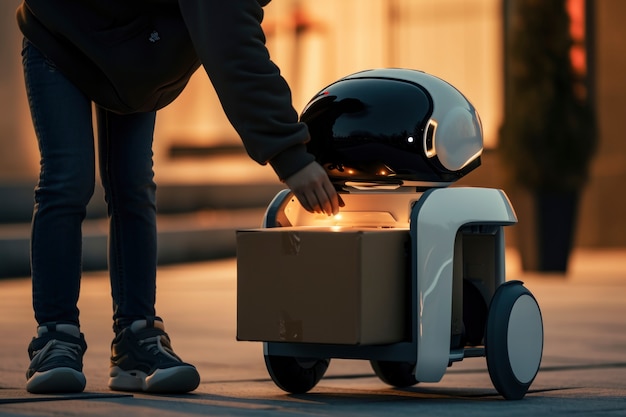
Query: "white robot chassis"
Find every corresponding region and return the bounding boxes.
[258,187,543,400]
[242,69,544,400]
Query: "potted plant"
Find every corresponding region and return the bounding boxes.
[499,0,597,272]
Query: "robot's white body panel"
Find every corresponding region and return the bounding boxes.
[411,187,516,381]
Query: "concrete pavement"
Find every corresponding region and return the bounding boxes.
[1,248,625,416]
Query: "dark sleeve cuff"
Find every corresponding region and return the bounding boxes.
[269,144,316,181]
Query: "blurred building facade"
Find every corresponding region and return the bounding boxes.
[0,0,624,247]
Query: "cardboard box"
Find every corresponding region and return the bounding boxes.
[236,227,409,345]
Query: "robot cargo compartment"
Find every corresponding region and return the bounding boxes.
[236,227,410,345]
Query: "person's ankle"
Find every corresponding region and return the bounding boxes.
[36,322,81,338]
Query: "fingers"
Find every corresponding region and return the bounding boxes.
[297,182,336,216]
[321,179,341,216]
[284,162,342,216]
[307,169,339,216]
[297,189,317,214]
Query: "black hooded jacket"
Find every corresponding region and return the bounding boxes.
[16,0,315,181]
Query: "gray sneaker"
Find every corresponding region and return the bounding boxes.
[26,323,87,393]
[109,318,200,393]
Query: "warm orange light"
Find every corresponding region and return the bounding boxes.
[567,0,586,75]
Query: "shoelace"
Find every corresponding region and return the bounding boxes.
[137,335,181,362]
[30,339,82,369]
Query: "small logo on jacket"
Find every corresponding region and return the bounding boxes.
[148,31,160,43]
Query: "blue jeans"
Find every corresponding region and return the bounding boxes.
[22,39,159,332]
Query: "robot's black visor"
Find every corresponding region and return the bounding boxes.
[301,78,456,184]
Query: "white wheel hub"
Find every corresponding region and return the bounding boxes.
[507,294,543,383]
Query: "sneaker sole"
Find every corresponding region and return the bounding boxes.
[26,367,86,394]
[109,365,200,393]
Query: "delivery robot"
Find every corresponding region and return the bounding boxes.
[253,69,543,400]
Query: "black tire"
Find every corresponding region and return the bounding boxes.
[370,360,418,388]
[485,281,543,400]
[264,355,330,394]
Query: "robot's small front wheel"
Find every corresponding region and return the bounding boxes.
[485,281,543,400]
[264,355,330,394]
[370,360,418,388]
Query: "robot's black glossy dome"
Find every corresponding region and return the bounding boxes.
[301,69,483,188]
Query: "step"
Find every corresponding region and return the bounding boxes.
[0,208,267,279]
[0,182,285,224]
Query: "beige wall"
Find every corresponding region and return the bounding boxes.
[576,0,626,246]
[0,0,503,178]
[0,0,39,181]
[0,0,623,246]
[156,0,503,154]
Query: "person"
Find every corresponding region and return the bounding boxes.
[16,0,342,394]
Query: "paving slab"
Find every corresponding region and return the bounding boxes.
[1,249,625,416]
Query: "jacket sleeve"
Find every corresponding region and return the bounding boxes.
[177,0,315,181]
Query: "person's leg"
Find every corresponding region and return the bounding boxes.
[96,108,199,393]
[22,39,93,393]
[96,107,158,328]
